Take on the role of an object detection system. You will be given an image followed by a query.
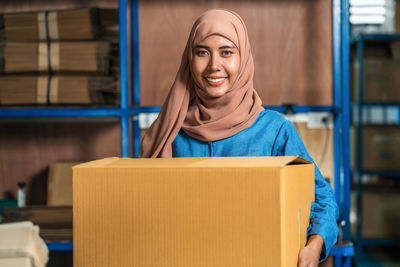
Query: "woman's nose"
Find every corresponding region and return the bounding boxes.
[208,54,221,71]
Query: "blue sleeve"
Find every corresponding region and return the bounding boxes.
[273,120,339,261]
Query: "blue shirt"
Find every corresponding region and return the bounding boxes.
[172,109,339,260]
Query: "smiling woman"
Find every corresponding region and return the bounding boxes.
[140,9,338,267]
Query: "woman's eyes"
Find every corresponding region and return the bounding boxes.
[221,50,233,57]
[196,50,209,56]
[194,49,234,57]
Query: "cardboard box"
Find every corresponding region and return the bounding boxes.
[351,191,400,239]
[47,162,80,206]
[294,122,333,184]
[73,157,314,267]
[362,126,400,171]
[353,58,400,103]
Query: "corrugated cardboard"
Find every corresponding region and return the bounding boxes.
[362,126,400,171]
[353,58,400,103]
[47,162,80,206]
[351,191,400,239]
[0,258,32,267]
[73,156,314,267]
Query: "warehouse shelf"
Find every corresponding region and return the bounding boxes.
[46,242,73,252]
[0,108,123,118]
[357,34,400,41]
[362,239,400,247]
[353,33,400,262]
[132,105,335,116]
[356,170,400,178]
[45,241,356,258]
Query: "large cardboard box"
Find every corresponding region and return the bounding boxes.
[73,157,315,267]
[362,126,400,171]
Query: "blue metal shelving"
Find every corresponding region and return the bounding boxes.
[354,33,400,261]
[46,242,73,252]
[1,0,354,265]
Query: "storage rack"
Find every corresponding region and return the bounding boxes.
[353,34,400,260]
[0,0,354,265]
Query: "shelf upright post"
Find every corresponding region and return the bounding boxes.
[333,1,354,265]
[356,34,364,259]
[341,0,351,242]
[131,0,141,158]
[119,0,130,157]
[332,0,343,221]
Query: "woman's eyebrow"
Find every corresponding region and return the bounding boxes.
[219,45,236,49]
[194,45,209,49]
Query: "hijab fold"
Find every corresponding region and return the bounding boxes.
[140,9,263,158]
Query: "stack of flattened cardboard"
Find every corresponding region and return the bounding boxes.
[2,206,72,242]
[0,75,116,105]
[0,221,49,267]
[0,42,111,73]
[0,8,118,41]
[0,7,119,106]
[352,42,400,103]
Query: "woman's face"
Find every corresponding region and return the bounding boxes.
[191,34,240,98]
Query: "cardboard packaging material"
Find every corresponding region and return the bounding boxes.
[47,161,80,206]
[361,126,400,171]
[294,122,333,184]
[351,191,400,239]
[353,58,400,103]
[2,206,72,242]
[73,156,314,267]
[0,221,49,267]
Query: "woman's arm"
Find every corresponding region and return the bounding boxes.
[273,119,339,262]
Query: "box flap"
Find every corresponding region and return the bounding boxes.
[74,156,311,169]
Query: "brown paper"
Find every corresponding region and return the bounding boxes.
[38,43,48,72]
[48,12,59,40]
[49,77,59,104]
[50,43,60,71]
[36,77,48,104]
[37,13,46,41]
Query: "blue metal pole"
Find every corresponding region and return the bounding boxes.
[0,108,121,118]
[133,116,141,157]
[131,0,141,156]
[119,0,130,157]
[332,0,343,218]
[131,0,140,106]
[341,0,351,242]
[356,34,364,259]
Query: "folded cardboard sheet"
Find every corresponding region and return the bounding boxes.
[0,221,48,267]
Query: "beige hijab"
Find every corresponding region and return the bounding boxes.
[140,9,263,158]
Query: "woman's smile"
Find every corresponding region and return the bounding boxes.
[205,77,227,86]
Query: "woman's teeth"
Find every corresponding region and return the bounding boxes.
[206,77,225,82]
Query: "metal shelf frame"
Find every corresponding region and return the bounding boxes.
[354,33,400,260]
[1,0,354,264]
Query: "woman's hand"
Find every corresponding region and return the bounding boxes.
[297,234,324,267]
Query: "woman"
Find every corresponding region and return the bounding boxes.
[141,9,338,266]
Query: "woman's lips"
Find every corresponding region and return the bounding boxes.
[205,77,226,86]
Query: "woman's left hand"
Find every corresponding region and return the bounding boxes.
[297,234,324,267]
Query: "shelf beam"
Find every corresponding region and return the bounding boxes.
[0,108,121,118]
